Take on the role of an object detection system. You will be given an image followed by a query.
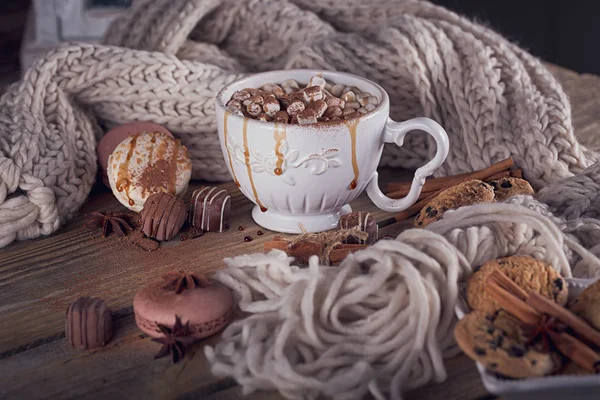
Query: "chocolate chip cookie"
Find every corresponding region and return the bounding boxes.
[455,310,556,378]
[414,180,495,227]
[489,177,534,201]
[569,279,600,330]
[467,255,568,314]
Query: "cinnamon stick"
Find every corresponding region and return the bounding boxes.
[548,331,600,373]
[263,240,367,265]
[510,169,523,179]
[330,246,366,264]
[527,293,600,349]
[486,271,540,325]
[485,170,512,181]
[487,270,600,372]
[378,190,442,228]
[387,168,522,201]
[489,270,600,347]
[385,158,515,196]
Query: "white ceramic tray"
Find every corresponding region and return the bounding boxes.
[455,277,600,400]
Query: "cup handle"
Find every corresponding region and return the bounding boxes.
[366,117,449,212]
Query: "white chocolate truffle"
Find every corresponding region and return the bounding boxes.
[107,132,192,212]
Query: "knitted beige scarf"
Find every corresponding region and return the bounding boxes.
[0,0,597,246]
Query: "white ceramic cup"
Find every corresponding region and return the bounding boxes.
[215,69,449,233]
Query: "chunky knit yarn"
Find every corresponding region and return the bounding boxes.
[0,1,598,245]
[206,196,600,400]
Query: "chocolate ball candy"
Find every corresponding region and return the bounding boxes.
[189,187,231,232]
[338,211,378,245]
[140,192,187,241]
[66,297,113,350]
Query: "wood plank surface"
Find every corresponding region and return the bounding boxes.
[0,62,598,400]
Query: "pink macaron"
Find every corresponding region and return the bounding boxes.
[97,122,172,186]
[133,271,233,339]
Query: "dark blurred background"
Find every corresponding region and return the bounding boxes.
[1,0,600,91]
[433,0,600,75]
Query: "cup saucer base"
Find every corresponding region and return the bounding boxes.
[251,204,352,234]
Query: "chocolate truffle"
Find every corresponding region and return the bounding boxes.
[338,211,378,245]
[133,271,233,339]
[189,186,231,232]
[66,297,113,350]
[140,192,187,241]
[107,131,191,212]
[98,122,172,186]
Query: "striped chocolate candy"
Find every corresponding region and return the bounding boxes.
[190,187,231,232]
[66,297,113,350]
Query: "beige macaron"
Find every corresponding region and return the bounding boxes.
[107,131,191,212]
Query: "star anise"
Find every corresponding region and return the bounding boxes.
[152,315,196,363]
[524,314,567,352]
[85,211,137,237]
[162,271,211,294]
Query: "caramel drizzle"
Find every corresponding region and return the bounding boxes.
[243,118,267,212]
[345,119,360,190]
[223,111,240,187]
[273,123,287,176]
[116,134,138,206]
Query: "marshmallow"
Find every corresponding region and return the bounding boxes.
[226,77,380,125]
[342,91,356,103]
[248,95,264,105]
[287,99,306,116]
[107,132,191,212]
[297,109,318,124]
[307,100,328,118]
[301,86,324,102]
[325,96,345,109]
[258,113,272,121]
[226,99,243,115]
[330,84,345,97]
[357,92,371,106]
[324,106,343,119]
[282,79,299,94]
[261,83,284,95]
[232,90,251,102]
[282,79,299,90]
[343,107,358,116]
[263,95,281,117]
[246,102,263,117]
[308,75,326,89]
[274,111,290,123]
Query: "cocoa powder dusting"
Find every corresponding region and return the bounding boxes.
[155,140,167,160]
[138,159,170,197]
[128,230,160,252]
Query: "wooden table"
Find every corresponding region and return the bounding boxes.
[1,64,599,400]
